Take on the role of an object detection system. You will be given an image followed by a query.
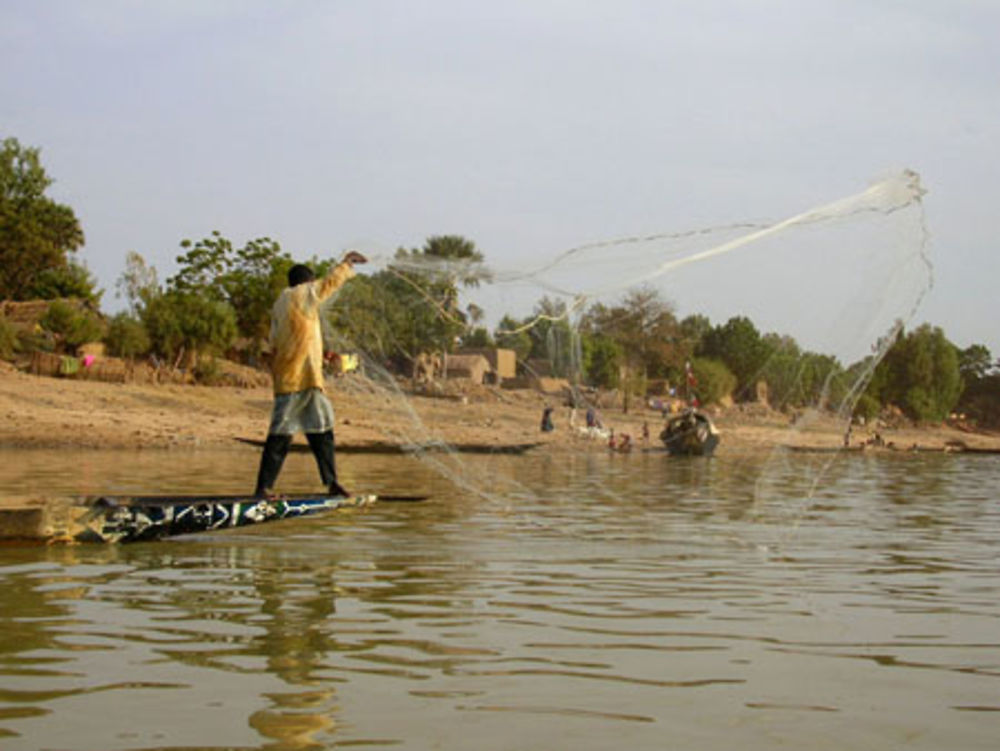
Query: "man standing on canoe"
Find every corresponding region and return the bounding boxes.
[254,251,367,498]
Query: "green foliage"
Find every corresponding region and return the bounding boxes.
[116,251,160,314]
[580,332,622,389]
[28,261,102,304]
[142,290,237,360]
[757,335,844,410]
[581,287,681,382]
[867,324,962,422]
[956,344,998,427]
[494,315,533,363]
[460,326,494,349]
[699,316,773,398]
[958,344,993,382]
[959,374,1000,428]
[421,235,490,286]
[690,357,737,406]
[104,312,150,358]
[169,232,297,350]
[39,300,104,352]
[0,314,16,359]
[852,392,882,421]
[329,236,486,371]
[679,314,712,358]
[517,297,577,377]
[192,356,223,385]
[0,137,86,300]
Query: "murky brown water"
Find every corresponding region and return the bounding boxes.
[1,447,998,750]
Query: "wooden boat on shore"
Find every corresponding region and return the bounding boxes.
[659,409,720,456]
[71,492,388,544]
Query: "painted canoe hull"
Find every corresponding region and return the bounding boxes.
[72,493,377,544]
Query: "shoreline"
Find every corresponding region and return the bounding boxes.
[2,366,997,540]
[2,366,998,455]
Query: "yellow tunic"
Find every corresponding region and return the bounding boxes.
[269,262,355,395]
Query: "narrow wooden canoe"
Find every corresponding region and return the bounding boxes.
[72,492,380,544]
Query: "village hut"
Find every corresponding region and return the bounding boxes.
[443,353,492,384]
[454,347,516,385]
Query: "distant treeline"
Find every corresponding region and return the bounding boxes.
[2,136,997,426]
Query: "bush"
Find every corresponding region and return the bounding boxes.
[142,291,237,360]
[104,312,150,358]
[852,393,881,421]
[39,300,105,352]
[193,356,223,385]
[0,314,16,359]
[690,357,737,406]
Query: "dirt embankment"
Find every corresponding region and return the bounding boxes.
[1,363,997,455]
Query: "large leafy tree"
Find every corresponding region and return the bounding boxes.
[0,137,89,300]
[170,231,311,349]
[582,287,680,380]
[327,235,487,375]
[957,344,1000,428]
[579,287,681,409]
[866,324,962,422]
[580,332,623,389]
[494,314,533,363]
[958,344,994,383]
[142,290,238,362]
[699,316,773,399]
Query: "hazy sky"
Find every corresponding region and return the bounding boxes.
[2,1,998,356]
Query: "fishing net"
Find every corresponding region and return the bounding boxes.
[320,170,931,514]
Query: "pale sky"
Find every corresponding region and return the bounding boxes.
[2,1,998,358]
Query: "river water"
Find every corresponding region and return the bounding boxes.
[0,447,998,750]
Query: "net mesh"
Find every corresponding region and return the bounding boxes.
[321,170,932,513]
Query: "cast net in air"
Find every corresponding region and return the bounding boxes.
[320,170,932,513]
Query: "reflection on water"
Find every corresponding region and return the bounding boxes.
[1,448,999,749]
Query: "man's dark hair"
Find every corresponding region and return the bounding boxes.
[288,264,315,287]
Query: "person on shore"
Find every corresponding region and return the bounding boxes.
[254,251,367,498]
[540,405,555,432]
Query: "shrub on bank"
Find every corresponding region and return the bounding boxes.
[40,300,105,353]
[104,312,150,358]
[0,314,16,359]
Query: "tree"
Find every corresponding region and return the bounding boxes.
[494,314,533,363]
[0,314,16,359]
[690,357,737,406]
[679,314,712,354]
[104,312,151,358]
[579,287,680,410]
[30,261,102,304]
[958,344,994,382]
[699,316,773,398]
[142,290,237,362]
[957,344,998,428]
[460,327,494,349]
[39,300,105,353]
[336,235,487,374]
[580,332,623,389]
[116,251,160,315]
[518,296,578,378]
[874,324,962,422]
[0,137,88,300]
[169,232,307,352]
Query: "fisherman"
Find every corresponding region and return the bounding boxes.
[254,251,368,498]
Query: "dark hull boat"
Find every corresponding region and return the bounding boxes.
[660,410,720,456]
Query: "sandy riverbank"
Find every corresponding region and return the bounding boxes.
[2,364,998,456]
